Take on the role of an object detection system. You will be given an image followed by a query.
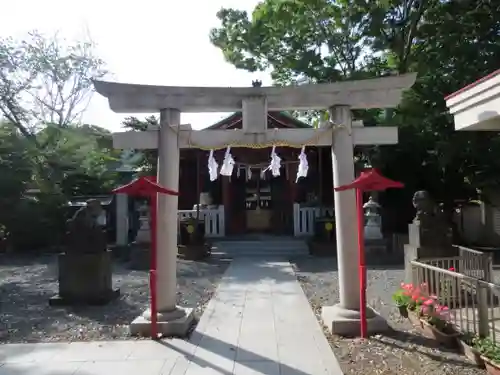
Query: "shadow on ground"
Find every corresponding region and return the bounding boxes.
[0,253,230,343]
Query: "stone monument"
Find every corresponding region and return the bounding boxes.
[49,199,120,306]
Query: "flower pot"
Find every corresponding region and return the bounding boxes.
[419,319,459,348]
[483,357,500,375]
[407,309,421,326]
[459,340,485,368]
[397,304,408,318]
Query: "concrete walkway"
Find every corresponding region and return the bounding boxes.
[0,258,343,375]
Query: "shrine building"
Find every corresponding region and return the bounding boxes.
[176,111,335,238]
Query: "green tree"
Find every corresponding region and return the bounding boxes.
[121,116,159,175]
[36,123,122,196]
[0,31,107,189]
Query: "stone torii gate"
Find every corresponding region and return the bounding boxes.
[94,73,416,337]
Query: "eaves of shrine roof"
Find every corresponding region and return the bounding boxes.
[206,111,310,130]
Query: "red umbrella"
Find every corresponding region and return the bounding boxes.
[335,168,403,338]
[335,168,404,192]
[112,176,178,196]
[113,176,178,339]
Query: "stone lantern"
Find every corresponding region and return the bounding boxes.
[135,203,151,244]
[363,196,383,240]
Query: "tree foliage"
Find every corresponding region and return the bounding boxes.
[121,115,159,175]
[0,31,118,250]
[0,31,107,140]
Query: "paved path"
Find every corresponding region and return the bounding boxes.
[0,258,343,374]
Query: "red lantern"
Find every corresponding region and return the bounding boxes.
[113,176,178,339]
[335,168,403,338]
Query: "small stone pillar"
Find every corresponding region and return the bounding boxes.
[115,193,129,246]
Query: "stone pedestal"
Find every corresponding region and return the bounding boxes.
[49,251,120,306]
[404,192,457,283]
[365,238,388,261]
[129,307,195,337]
[129,243,151,270]
[321,305,388,337]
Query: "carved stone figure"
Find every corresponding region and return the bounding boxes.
[50,198,119,306]
[412,190,436,223]
[66,199,107,254]
[408,190,453,256]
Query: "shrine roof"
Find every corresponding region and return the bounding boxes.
[445,69,500,100]
[206,111,310,130]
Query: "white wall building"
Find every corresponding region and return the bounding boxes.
[446,69,500,131]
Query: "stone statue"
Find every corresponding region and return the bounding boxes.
[408,190,453,255]
[66,199,107,254]
[412,190,437,223]
[50,199,119,306]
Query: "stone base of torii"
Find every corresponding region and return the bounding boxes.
[94,74,416,337]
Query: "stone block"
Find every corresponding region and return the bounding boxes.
[49,251,119,306]
[321,304,389,337]
[129,244,151,270]
[129,307,195,337]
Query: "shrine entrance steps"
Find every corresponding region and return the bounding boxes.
[211,236,309,257]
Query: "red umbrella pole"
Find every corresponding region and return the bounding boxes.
[150,193,158,339]
[356,188,367,338]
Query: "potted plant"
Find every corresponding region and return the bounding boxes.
[457,332,485,367]
[392,283,413,317]
[419,297,459,348]
[401,283,427,326]
[475,337,500,374]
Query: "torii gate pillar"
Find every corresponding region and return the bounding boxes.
[129,108,195,337]
[322,106,388,336]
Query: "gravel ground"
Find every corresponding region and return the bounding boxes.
[0,254,230,343]
[292,256,486,375]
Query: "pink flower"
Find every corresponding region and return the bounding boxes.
[423,299,434,306]
[449,267,455,272]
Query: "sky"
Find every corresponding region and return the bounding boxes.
[0,0,271,131]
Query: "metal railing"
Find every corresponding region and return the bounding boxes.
[457,245,493,281]
[411,260,500,342]
[418,245,493,282]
